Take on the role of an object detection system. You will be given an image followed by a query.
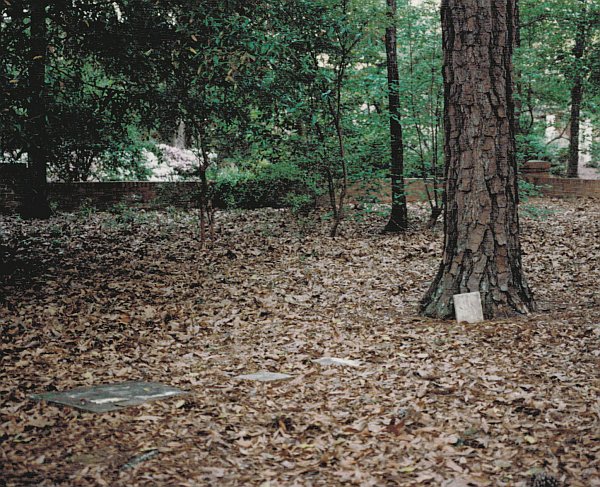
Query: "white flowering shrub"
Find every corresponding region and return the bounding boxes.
[143,144,201,181]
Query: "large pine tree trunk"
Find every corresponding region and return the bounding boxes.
[25,0,51,218]
[383,0,408,232]
[420,0,535,319]
[567,1,587,179]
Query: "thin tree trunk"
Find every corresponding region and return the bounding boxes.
[196,128,214,247]
[315,122,339,222]
[329,112,347,238]
[428,44,443,227]
[567,1,587,178]
[383,0,408,232]
[25,0,51,218]
[326,71,348,238]
[514,70,524,137]
[420,0,535,319]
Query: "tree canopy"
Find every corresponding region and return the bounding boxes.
[1,0,598,221]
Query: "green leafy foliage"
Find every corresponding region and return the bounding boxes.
[212,162,321,210]
[516,0,599,174]
[1,0,597,215]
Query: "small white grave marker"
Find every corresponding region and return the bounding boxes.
[313,357,361,367]
[453,291,484,323]
[234,372,293,382]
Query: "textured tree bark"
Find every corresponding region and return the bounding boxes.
[383,0,408,232]
[567,1,587,179]
[25,0,51,219]
[420,0,535,319]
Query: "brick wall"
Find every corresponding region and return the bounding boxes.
[344,175,600,204]
[0,164,203,213]
[48,181,201,211]
[526,175,600,199]
[47,179,441,210]
[0,164,30,215]
[343,178,443,204]
[44,176,600,210]
[1,162,599,216]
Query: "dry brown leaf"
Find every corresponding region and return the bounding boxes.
[0,201,598,486]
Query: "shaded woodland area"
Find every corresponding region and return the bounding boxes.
[1,0,599,486]
[2,0,599,218]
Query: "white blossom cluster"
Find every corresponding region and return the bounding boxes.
[144,144,199,181]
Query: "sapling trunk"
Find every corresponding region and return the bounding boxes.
[196,127,214,247]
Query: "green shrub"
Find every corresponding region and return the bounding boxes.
[284,193,315,216]
[212,163,320,210]
[550,147,568,176]
[518,178,542,201]
[519,177,554,220]
[516,132,553,164]
[516,131,568,176]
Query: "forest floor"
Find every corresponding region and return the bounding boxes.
[1,199,599,487]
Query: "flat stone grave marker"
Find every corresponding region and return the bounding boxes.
[234,372,293,382]
[31,381,188,413]
[453,291,484,324]
[313,357,361,367]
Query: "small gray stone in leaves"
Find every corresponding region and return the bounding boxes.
[234,372,293,382]
[313,357,361,367]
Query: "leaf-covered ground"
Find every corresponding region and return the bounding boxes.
[1,200,599,487]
